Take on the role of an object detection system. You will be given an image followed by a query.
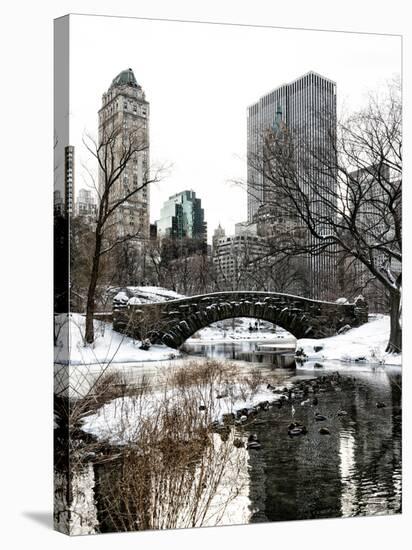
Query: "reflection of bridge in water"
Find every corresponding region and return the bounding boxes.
[113,291,368,349]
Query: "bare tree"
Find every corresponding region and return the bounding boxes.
[82,122,163,343]
[211,234,275,292]
[245,79,401,352]
[147,236,213,295]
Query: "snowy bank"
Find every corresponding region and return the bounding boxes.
[54,313,181,366]
[297,315,401,367]
[186,317,294,344]
[81,379,289,444]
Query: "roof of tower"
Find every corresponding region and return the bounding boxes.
[110,68,139,89]
[247,71,336,110]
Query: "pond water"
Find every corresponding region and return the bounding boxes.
[55,336,402,533]
[240,367,402,521]
[181,337,296,368]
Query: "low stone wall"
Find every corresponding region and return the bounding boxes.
[113,291,368,349]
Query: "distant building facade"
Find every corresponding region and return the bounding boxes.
[339,164,399,311]
[235,221,258,237]
[98,68,150,241]
[53,145,75,217]
[54,190,65,216]
[76,188,97,219]
[247,71,338,299]
[213,234,269,290]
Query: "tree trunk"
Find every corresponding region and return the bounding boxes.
[85,230,102,344]
[386,288,402,353]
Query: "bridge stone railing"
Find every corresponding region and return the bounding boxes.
[113,291,368,349]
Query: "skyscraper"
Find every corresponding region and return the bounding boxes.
[98,68,150,241]
[247,71,337,298]
[247,71,336,222]
[157,190,207,243]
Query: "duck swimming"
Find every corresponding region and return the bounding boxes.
[287,422,307,436]
[319,427,331,435]
[247,441,262,450]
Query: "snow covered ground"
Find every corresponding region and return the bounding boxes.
[81,376,289,444]
[54,313,181,366]
[297,314,401,367]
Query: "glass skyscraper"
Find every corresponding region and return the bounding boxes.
[247,71,337,299]
[157,190,207,242]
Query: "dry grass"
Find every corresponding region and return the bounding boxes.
[55,359,267,533]
[92,361,247,531]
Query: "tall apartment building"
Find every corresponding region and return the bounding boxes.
[98,68,150,241]
[157,190,207,243]
[247,71,337,299]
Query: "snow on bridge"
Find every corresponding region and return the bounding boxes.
[112,290,369,349]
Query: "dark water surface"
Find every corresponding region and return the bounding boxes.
[243,369,402,521]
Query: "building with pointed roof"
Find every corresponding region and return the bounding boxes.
[212,223,226,251]
[110,67,140,89]
[98,68,150,241]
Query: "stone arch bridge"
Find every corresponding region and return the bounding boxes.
[113,291,368,349]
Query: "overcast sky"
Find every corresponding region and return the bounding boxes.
[69,15,401,241]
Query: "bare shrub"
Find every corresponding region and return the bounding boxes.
[88,360,246,531]
[241,367,265,395]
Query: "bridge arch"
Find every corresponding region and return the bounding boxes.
[161,309,304,349]
[113,291,369,350]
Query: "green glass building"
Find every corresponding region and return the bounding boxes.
[157,190,207,243]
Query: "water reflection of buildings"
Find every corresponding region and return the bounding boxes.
[339,429,357,516]
[181,340,296,368]
[246,371,401,522]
